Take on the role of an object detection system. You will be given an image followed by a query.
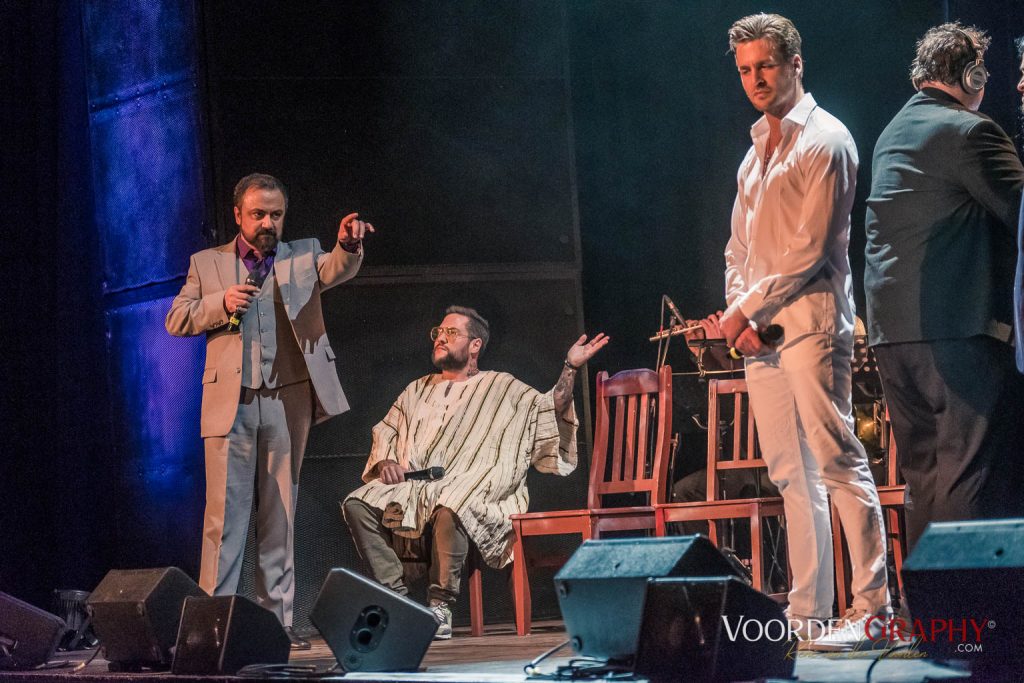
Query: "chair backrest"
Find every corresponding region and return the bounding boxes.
[588,366,673,509]
[705,378,766,501]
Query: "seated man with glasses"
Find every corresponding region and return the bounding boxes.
[342,305,607,638]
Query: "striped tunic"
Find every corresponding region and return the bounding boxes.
[345,371,578,568]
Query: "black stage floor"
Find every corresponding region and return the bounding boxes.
[0,621,998,683]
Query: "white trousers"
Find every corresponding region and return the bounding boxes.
[745,333,889,618]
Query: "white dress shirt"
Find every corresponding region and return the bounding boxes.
[725,93,858,346]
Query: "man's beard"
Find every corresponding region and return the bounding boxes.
[432,345,469,371]
[254,231,278,253]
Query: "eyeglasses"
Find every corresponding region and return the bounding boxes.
[430,326,475,342]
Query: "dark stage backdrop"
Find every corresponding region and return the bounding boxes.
[4,0,1023,625]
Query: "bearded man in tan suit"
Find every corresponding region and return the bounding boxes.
[166,173,373,648]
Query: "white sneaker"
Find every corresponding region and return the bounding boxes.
[430,601,452,640]
[806,608,892,652]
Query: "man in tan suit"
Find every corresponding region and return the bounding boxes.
[166,173,373,647]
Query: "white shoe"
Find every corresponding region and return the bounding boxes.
[430,601,452,640]
[805,608,892,652]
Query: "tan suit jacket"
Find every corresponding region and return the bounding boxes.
[165,237,361,437]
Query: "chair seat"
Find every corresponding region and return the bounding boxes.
[511,506,657,536]
[511,505,655,521]
[656,497,784,521]
[510,508,589,521]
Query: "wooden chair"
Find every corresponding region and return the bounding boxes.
[509,366,673,635]
[832,408,907,612]
[653,378,788,595]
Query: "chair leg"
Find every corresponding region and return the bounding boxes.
[750,507,763,591]
[654,509,667,537]
[511,523,532,636]
[707,520,719,547]
[468,563,484,637]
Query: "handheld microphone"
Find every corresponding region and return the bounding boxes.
[728,324,784,360]
[404,466,445,481]
[662,294,686,324]
[226,272,266,332]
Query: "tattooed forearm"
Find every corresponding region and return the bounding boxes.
[553,363,577,414]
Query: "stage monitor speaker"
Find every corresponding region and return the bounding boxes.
[0,592,67,670]
[310,568,437,672]
[171,595,290,675]
[86,567,204,670]
[554,536,741,660]
[903,519,1024,670]
[634,577,795,683]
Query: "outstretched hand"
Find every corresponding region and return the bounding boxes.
[338,212,375,245]
[566,333,610,369]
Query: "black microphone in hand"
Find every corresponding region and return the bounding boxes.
[227,272,265,332]
[404,466,446,481]
[728,324,784,360]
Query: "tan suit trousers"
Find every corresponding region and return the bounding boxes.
[200,381,313,626]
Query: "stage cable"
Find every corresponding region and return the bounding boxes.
[24,644,102,674]
[236,662,340,678]
[70,646,102,673]
[524,639,633,680]
[524,638,571,676]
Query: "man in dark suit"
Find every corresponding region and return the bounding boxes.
[166,173,373,647]
[865,23,1024,553]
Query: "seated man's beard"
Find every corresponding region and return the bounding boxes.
[433,347,469,371]
[254,231,278,253]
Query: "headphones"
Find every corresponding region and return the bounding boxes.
[956,28,989,94]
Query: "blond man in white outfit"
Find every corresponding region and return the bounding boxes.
[717,13,890,650]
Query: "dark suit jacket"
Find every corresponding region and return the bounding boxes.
[864,88,1023,346]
